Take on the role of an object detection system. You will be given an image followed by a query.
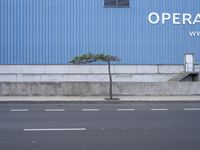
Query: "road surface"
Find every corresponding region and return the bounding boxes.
[0,102,200,150]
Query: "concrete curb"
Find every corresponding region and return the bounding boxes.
[0,96,200,103]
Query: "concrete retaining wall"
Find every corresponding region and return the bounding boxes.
[1,65,199,82]
[1,82,200,96]
[0,65,185,82]
[0,65,185,74]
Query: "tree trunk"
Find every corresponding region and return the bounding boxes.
[107,61,113,100]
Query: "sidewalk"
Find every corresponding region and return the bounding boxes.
[0,96,200,102]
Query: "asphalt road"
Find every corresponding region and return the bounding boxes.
[0,102,200,150]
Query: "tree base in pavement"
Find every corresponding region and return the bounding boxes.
[105,98,120,101]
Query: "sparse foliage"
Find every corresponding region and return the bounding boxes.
[70,53,120,100]
[70,53,119,64]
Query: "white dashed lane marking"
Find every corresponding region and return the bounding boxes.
[45,109,65,112]
[150,108,168,111]
[117,109,135,111]
[82,109,100,111]
[10,109,29,112]
[7,107,200,112]
[184,108,200,111]
[23,128,87,131]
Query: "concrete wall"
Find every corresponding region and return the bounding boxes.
[1,82,200,96]
[0,65,185,82]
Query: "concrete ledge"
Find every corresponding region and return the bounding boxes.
[0,74,175,82]
[1,82,200,96]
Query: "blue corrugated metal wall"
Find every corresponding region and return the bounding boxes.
[0,0,200,64]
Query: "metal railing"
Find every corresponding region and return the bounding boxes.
[194,64,200,72]
[185,63,200,72]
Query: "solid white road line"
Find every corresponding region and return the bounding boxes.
[24,128,87,131]
[82,109,100,111]
[184,108,200,111]
[117,109,135,111]
[45,109,65,112]
[10,109,28,112]
[150,108,168,111]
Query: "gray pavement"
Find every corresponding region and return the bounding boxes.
[0,103,200,150]
[0,95,200,102]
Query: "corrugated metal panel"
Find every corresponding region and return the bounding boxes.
[0,0,200,64]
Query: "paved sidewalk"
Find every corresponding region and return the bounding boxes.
[0,96,200,102]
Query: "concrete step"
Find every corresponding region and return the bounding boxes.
[168,72,199,82]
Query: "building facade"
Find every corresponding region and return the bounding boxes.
[0,0,200,65]
[0,0,200,82]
